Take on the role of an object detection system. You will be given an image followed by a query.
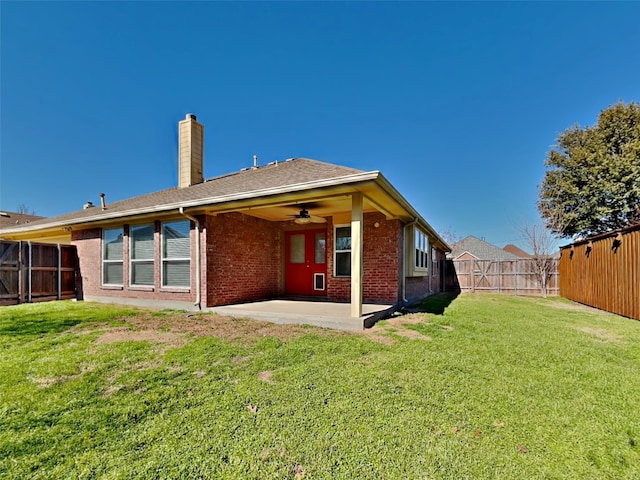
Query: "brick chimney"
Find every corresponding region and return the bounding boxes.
[178,113,204,188]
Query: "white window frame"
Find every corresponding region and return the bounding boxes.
[102,227,123,286]
[406,225,430,277]
[432,247,439,277]
[129,223,155,287]
[334,224,351,277]
[161,220,191,289]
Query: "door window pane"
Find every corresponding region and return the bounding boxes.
[314,233,326,264]
[290,234,305,264]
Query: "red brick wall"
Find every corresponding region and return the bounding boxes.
[405,243,448,300]
[326,212,402,304]
[204,213,281,306]
[71,210,443,309]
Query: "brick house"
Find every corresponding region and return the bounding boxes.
[0,114,450,317]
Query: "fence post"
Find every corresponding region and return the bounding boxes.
[27,241,32,303]
[57,243,62,300]
[471,261,475,293]
[17,241,22,304]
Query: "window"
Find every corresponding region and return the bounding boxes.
[415,228,429,270]
[432,247,439,276]
[334,226,351,276]
[130,224,155,286]
[162,220,191,288]
[406,226,430,277]
[103,228,123,285]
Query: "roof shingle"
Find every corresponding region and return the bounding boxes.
[1,158,365,231]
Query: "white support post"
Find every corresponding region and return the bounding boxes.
[350,192,363,318]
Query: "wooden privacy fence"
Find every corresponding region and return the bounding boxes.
[0,240,78,306]
[559,224,640,321]
[450,258,559,296]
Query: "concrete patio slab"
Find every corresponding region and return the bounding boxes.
[211,300,394,331]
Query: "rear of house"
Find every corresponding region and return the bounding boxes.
[0,114,450,318]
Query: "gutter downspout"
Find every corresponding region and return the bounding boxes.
[179,207,202,310]
[402,218,419,303]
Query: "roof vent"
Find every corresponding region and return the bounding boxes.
[99,193,107,211]
[84,201,94,209]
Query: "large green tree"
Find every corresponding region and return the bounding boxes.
[538,102,640,238]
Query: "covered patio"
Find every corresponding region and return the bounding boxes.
[212,299,395,331]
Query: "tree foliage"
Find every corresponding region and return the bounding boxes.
[538,102,640,238]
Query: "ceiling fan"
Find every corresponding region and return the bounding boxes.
[289,205,327,224]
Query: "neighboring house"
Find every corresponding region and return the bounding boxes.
[0,114,450,317]
[502,244,532,259]
[448,236,520,261]
[0,211,44,228]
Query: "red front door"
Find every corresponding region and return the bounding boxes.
[285,229,327,295]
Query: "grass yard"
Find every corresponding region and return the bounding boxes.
[1,294,639,479]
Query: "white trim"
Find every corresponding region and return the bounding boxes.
[102,227,124,286]
[160,219,191,289]
[129,223,155,287]
[405,225,430,277]
[333,224,351,277]
[313,273,325,291]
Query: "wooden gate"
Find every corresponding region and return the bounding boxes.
[0,240,78,306]
[452,258,559,296]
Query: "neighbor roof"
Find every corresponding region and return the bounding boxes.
[0,211,44,229]
[502,244,532,258]
[450,236,520,261]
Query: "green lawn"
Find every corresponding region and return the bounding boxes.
[1,295,639,479]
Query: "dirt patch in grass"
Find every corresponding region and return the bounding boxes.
[96,327,187,346]
[577,326,622,343]
[93,312,349,347]
[364,313,433,342]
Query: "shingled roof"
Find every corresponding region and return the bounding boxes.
[0,211,44,229]
[449,236,520,261]
[502,243,532,258]
[0,158,366,232]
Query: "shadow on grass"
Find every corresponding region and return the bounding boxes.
[0,315,83,337]
[410,291,460,315]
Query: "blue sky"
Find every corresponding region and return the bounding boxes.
[1,1,639,248]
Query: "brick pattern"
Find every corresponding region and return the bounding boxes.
[72,210,443,309]
[204,213,281,306]
[327,212,403,304]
